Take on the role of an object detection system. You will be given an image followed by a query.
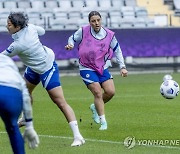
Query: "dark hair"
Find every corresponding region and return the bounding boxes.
[8,12,28,29]
[88,11,101,21]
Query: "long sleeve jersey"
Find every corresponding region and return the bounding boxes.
[2,24,55,74]
[0,54,32,120]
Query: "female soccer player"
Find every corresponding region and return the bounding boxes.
[0,54,39,153]
[2,12,85,146]
[65,11,128,130]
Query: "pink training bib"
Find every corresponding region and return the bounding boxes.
[78,25,114,75]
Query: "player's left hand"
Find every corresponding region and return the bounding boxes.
[23,127,40,149]
[120,68,128,77]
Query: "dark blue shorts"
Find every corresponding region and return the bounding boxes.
[80,69,113,85]
[24,61,61,90]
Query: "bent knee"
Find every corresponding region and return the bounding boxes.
[106,90,115,98]
[93,90,103,98]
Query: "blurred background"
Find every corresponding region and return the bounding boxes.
[0,0,180,74]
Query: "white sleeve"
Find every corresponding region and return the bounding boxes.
[29,24,45,36]
[1,42,20,57]
[68,28,82,46]
[35,25,45,36]
[20,77,33,121]
[110,36,126,69]
[1,54,33,121]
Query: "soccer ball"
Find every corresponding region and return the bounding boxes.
[160,80,179,99]
[163,74,173,81]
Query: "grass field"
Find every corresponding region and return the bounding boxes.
[0,73,180,154]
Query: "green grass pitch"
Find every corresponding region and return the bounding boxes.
[0,73,180,154]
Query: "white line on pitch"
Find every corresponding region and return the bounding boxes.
[1,132,180,150]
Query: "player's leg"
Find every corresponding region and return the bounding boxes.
[0,86,25,154]
[80,70,100,124]
[42,61,85,146]
[88,82,104,116]
[48,86,76,122]
[89,69,113,130]
[18,67,40,127]
[88,83,107,130]
[80,70,107,130]
[101,79,115,103]
[99,69,115,103]
[47,86,85,146]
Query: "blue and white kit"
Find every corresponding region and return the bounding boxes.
[2,24,60,90]
[0,54,32,154]
[68,26,126,85]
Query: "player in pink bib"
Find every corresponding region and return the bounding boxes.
[79,25,114,75]
[65,11,128,130]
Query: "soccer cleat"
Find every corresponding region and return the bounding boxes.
[71,137,85,147]
[18,117,26,128]
[99,121,107,130]
[90,104,100,124]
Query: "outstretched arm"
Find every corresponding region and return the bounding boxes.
[65,28,82,50]
[110,36,128,77]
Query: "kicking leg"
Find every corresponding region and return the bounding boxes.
[47,86,85,146]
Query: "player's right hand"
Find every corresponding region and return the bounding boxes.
[120,68,128,77]
[23,127,40,149]
[65,44,74,50]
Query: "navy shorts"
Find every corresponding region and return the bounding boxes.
[80,69,113,85]
[24,61,61,90]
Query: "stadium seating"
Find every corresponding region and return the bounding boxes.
[125,0,137,6]
[29,17,45,28]
[98,0,112,9]
[0,0,179,31]
[48,17,66,29]
[111,0,124,9]
[26,8,42,19]
[120,18,134,28]
[136,0,177,27]
[77,18,88,26]
[64,19,79,29]
[58,0,72,10]
[31,0,45,9]
[84,0,99,11]
[121,6,135,18]
[133,17,146,28]
[174,0,180,9]
[4,1,17,9]
[0,8,10,19]
[53,8,68,19]
[68,10,82,20]
[17,1,31,9]
[145,18,155,27]
[0,1,3,8]
[72,0,85,8]
[109,15,122,28]
[135,6,148,18]
[40,8,55,20]
[45,0,59,8]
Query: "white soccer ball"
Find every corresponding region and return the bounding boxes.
[163,74,173,81]
[160,79,179,99]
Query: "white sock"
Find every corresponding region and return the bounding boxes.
[69,121,82,138]
[99,115,106,123]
